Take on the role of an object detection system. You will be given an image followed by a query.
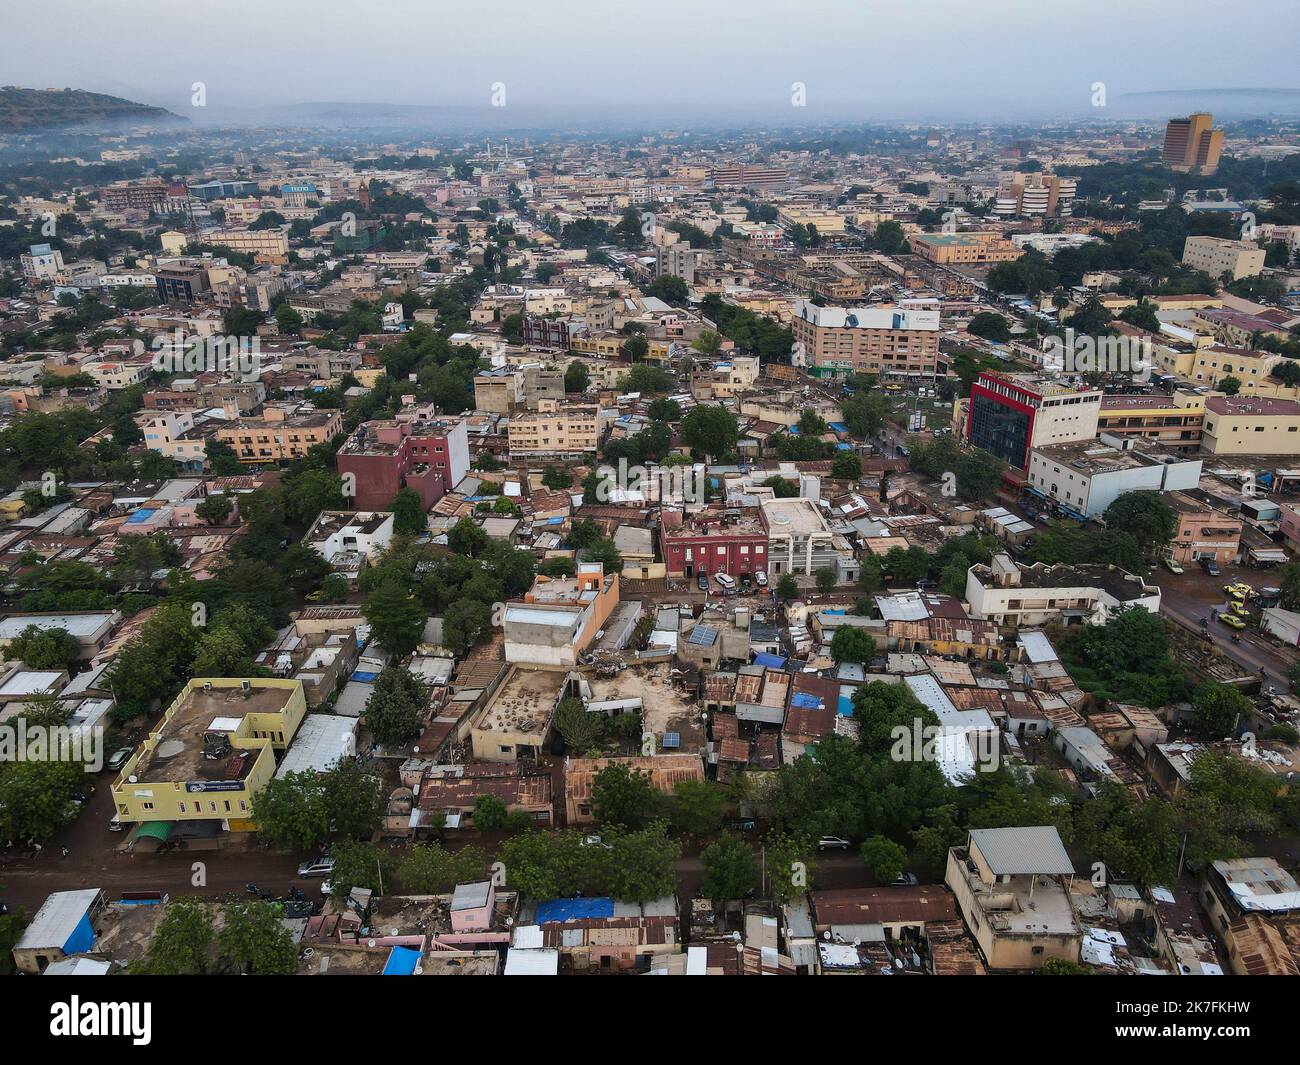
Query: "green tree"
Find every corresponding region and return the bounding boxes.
[701,834,759,900]
[446,516,489,557]
[195,493,233,526]
[860,835,907,881]
[830,626,876,665]
[765,833,815,903]
[441,598,493,656]
[365,666,426,748]
[252,771,331,850]
[5,624,80,670]
[592,762,662,828]
[554,697,602,752]
[671,778,728,837]
[776,573,799,600]
[474,794,509,831]
[328,841,396,900]
[321,759,386,840]
[831,451,862,480]
[1192,683,1251,737]
[1103,491,1178,557]
[362,581,428,656]
[398,843,490,894]
[815,567,837,593]
[564,360,590,393]
[680,403,738,460]
[217,900,297,975]
[134,898,213,975]
[390,487,427,534]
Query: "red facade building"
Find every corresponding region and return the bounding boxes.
[660,510,769,577]
[336,416,470,512]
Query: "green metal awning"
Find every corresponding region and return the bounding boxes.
[136,821,173,842]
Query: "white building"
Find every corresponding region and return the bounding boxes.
[1026,437,1202,519]
[964,553,1160,627]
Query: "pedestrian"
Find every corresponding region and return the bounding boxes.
[61,846,69,857]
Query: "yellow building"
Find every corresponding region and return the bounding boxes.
[507,401,606,458]
[111,679,308,832]
[1097,391,1205,452]
[215,404,343,464]
[1182,236,1266,281]
[1202,395,1300,455]
[207,227,290,263]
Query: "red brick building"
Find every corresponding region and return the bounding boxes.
[335,416,470,512]
[660,509,769,578]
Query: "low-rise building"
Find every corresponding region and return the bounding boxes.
[945,826,1081,970]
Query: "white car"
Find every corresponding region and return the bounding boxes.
[817,836,852,851]
[714,573,737,590]
[754,570,768,588]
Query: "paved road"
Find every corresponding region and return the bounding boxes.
[1148,563,1297,685]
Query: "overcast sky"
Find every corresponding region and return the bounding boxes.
[8,0,1299,125]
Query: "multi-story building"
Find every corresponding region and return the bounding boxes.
[1162,113,1224,174]
[991,174,1077,218]
[945,827,1082,971]
[19,243,64,282]
[99,179,169,212]
[1025,438,1202,520]
[155,264,210,304]
[966,371,1102,470]
[139,409,212,471]
[1096,392,1205,452]
[507,400,605,458]
[655,241,700,283]
[791,299,941,380]
[709,164,789,188]
[1165,490,1243,566]
[660,508,769,578]
[205,227,289,263]
[908,231,1024,264]
[1192,308,1291,348]
[1182,236,1266,281]
[110,679,308,833]
[1201,395,1300,455]
[759,497,857,581]
[522,315,574,351]
[502,563,621,669]
[335,414,470,511]
[964,553,1160,626]
[475,367,527,413]
[215,403,344,465]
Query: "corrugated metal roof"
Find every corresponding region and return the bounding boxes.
[968,826,1073,876]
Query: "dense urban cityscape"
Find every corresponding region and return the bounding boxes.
[1,4,1299,1026]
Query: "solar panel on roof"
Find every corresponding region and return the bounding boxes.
[688,625,718,646]
[662,732,680,748]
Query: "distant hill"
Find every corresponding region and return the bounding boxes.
[0,87,183,132]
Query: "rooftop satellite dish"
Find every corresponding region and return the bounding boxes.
[127,774,138,783]
[368,939,376,948]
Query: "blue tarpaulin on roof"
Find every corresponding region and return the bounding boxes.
[838,694,855,717]
[829,422,849,433]
[351,670,379,683]
[823,609,846,616]
[753,652,786,669]
[535,897,614,923]
[791,692,823,709]
[126,509,156,523]
[836,442,854,450]
[64,912,96,955]
[382,945,421,975]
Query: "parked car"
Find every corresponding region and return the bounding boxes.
[320,880,333,898]
[108,814,123,833]
[1200,558,1222,577]
[106,747,133,772]
[714,572,737,590]
[1162,558,1184,574]
[697,573,709,591]
[1225,581,1253,599]
[817,836,852,851]
[1219,613,1246,630]
[754,570,768,588]
[297,857,336,878]
[890,873,920,886]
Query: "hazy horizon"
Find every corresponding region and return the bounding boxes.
[8,0,1300,127]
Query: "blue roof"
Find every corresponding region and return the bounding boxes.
[351,670,379,683]
[382,945,421,975]
[753,652,786,669]
[535,897,615,923]
[828,422,849,433]
[837,694,855,717]
[791,692,823,709]
[126,508,156,523]
[836,442,854,450]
